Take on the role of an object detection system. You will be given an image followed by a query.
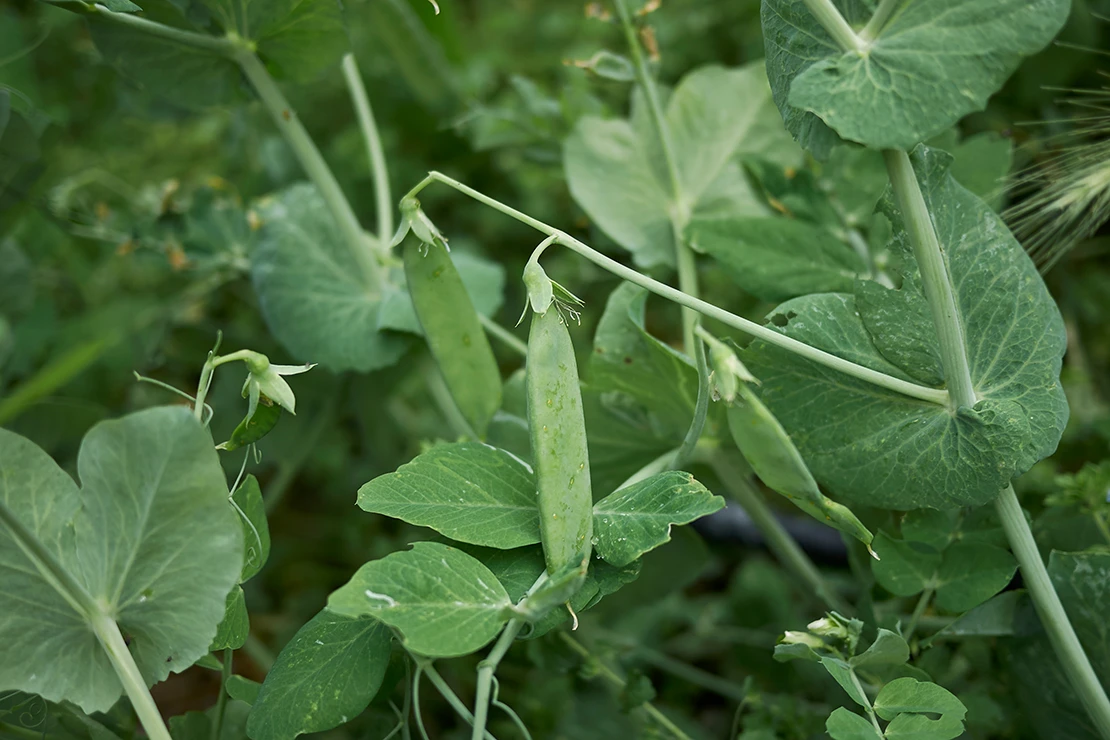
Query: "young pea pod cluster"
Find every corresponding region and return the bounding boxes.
[524,261,593,575]
[705,333,875,556]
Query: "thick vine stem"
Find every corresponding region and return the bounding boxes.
[882,150,975,410]
[471,621,526,740]
[400,172,948,406]
[236,51,385,292]
[801,0,864,52]
[90,612,173,740]
[859,0,901,43]
[997,485,1110,739]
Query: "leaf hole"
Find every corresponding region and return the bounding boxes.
[770,311,797,327]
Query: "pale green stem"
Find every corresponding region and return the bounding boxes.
[558,633,694,740]
[801,0,864,51]
[848,670,884,736]
[341,53,394,246]
[425,361,479,440]
[672,340,710,470]
[882,150,975,409]
[615,446,683,491]
[705,451,850,614]
[211,648,233,740]
[471,622,526,740]
[193,361,215,423]
[235,51,384,291]
[401,172,948,406]
[419,663,498,740]
[904,586,933,642]
[860,0,902,43]
[997,484,1110,740]
[595,630,749,702]
[88,4,239,54]
[479,314,528,358]
[90,613,172,740]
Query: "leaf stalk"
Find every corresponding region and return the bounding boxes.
[341,53,394,246]
[89,611,173,740]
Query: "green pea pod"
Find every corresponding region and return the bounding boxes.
[220,402,282,451]
[726,383,875,555]
[527,307,593,574]
[404,239,502,438]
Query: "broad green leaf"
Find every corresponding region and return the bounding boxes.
[564,61,794,267]
[210,585,249,651]
[928,130,1013,211]
[232,475,270,582]
[933,542,1016,613]
[743,147,1068,509]
[762,0,1070,153]
[0,407,242,712]
[251,183,410,372]
[592,471,723,567]
[820,657,869,708]
[874,678,966,740]
[227,675,262,705]
[850,629,909,669]
[926,590,1027,645]
[871,532,940,597]
[583,390,680,496]
[327,542,512,657]
[170,701,250,740]
[826,708,883,740]
[1048,549,1110,684]
[247,610,391,740]
[589,283,699,436]
[357,442,539,549]
[89,1,245,109]
[900,510,957,552]
[403,240,501,438]
[688,216,866,302]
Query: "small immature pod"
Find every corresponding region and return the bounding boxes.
[404,238,502,439]
[526,305,594,574]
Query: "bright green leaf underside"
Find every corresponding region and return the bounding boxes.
[0,407,242,712]
[762,0,1070,154]
[743,147,1068,509]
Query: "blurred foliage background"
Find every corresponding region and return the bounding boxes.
[2,0,1110,737]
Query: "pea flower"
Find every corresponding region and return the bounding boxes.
[240,351,315,421]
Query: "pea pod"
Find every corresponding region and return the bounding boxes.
[526,306,593,574]
[707,333,875,554]
[219,401,281,451]
[404,239,502,438]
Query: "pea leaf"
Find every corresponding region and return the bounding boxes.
[564,61,796,268]
[926,590,1028,645]
[762,0,1070,153]
[246,610,391,740]
[251,183,410,372]
[210,585,249,651]
[743,147,1068,510]
[327,542,512,657]
[927,130,1013,211]
[873,678,967,740]
[0,407,242,712]
[820,657,869,708]
[592,471,724,567]
[227,675,262,705]
[850,629,909,669]
[933,542,1016,613]
[232,475,270,582]
[871,532,940,597]
[356,442,540,549]
[688,216,866,302]
[589,283,699,436]
[1048,549,1110,683]
[826,708,883,740]
[583,390,680,496]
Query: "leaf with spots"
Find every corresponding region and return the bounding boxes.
[356,442,540,549]
[327,542,512,657]
[743,147,1068,510]
[592,471,724,567]
[246,609,392,740]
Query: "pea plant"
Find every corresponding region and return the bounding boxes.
[2,0,1109,739]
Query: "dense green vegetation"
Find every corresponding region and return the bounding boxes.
[2,0,1110,738]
